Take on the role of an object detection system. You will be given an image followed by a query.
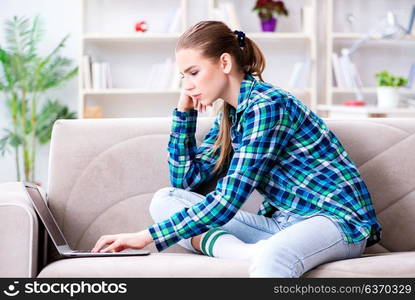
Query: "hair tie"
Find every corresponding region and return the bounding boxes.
[234,30,246,47]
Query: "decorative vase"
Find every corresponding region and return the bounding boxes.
[376,86,400,108]
[261,17,277,32]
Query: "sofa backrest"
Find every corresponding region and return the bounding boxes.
[47,117,415,257]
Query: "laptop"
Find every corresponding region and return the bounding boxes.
[23,182,150,258]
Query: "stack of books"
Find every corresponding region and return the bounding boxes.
[83,55,112,90]
[145,58,181,90]
[83,55,181,91]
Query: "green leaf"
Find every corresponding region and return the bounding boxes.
[27,15,44,57]
[35,99,77,144]
[0,128,23,156]
[0,131,12,156]
[375,70,408,87]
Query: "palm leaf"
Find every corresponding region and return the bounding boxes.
[0,131,12,156]
[5,16,42,58]
[0,128,23,156]
[35,99,76,144]
[36,34,69,71]
[0,46,15,89]
[27,15,44,57]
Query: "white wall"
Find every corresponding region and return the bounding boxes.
[0,0,81,189]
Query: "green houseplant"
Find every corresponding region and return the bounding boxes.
[0,16,77,185]
[375,70,408,108]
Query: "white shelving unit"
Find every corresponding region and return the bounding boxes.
[322,0,415,118]
[206,0,318,112]
[79,0,188,118]
[79,0,317,118]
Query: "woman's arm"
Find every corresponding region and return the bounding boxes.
[168,110,221,190]
[150,100,296,251]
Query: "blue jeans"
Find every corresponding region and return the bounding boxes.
[149,187,367,277]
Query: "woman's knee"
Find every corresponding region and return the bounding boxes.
[149,186,201,222]
[149,187,175,222]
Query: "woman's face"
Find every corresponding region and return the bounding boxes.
[176,48,229,107]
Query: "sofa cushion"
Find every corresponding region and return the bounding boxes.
[303,251,415,278]
[37,253,249,278]
[37,251,415,278]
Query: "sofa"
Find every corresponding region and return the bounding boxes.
[1,117,415,278]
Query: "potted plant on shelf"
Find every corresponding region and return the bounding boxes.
[375,70,408,108]
[0,16,77,185]
[252,0,289,32]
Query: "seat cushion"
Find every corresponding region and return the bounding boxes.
[303,251,415,277]
[38,251,415,278]
[37,253,250,277]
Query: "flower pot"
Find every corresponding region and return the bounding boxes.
[261,17,277,32]
[376,86,400,108]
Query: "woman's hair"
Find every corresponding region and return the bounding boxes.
[176,21,266,174]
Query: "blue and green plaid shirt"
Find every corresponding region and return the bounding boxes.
[148,73,382,252]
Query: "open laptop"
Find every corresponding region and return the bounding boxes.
[23,182,150,258]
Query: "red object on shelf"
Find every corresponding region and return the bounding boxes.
[343,100,366,106]
[135,21,148,32]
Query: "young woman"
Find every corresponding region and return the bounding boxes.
[92,21,382,277]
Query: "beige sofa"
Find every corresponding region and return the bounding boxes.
[1,117,415,278]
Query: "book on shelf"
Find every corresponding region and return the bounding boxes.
[83,55,92,89]
[101,62,113,89]
[146,58,179,90]
[91,62,101,90]
[209,1,240,31]
[167,7,182,33]
[301,5,313,34]
[407,5,415,34]
[289,58,311,89]
[91,61,112,90]
[331,52,346,88]
[405,63,415,89]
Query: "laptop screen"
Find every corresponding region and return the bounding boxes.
[24,183,67,247]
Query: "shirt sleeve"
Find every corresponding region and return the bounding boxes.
[149,101,295,251]
[168,108,221,190]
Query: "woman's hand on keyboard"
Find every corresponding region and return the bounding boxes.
[91,229,153,253]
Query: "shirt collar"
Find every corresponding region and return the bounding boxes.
[229,73,257,124]
[237,73,257,113]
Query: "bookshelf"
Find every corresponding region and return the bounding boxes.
[322,0,415,118]
[79,0,318,118]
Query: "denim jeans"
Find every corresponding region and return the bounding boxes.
[149,187,367,278]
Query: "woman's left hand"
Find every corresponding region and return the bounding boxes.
[91,229,153,253]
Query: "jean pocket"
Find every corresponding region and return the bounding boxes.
[274,212,306,230]
[342,238,368,259]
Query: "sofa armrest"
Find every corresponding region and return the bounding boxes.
[0,182,39,277]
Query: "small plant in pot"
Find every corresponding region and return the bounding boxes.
[252,0,289,32]
[375,70,407,108]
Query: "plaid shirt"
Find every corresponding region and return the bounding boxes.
[148,73,382,252]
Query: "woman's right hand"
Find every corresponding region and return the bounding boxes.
[178,89,207,113]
